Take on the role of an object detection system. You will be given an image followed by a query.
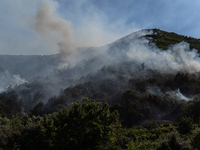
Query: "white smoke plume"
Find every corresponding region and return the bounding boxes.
[168,89,191,101]
[0,71,27,92]
[126,38,200,75]
[30,0,74,54]
[146,86,192,102]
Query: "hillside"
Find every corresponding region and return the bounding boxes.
[0,29,199,117]
[0,29,200,123]
[2,29,200,149]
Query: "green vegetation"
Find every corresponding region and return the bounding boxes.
[157,131,192,150]
[177,116,193,134]
[148,28,200,51]
[1,99,200,150]
[0,99,119,150]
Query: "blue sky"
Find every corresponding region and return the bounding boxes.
[1,0,200,55]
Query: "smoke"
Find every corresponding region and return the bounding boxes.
[66,29,199,78]
[146,86,192,102]
[174,89,191,101]
[0,29,199,106]
[30,0,74,54]
[146,86,162,95]
[29,0,139,55]
[56,30,200,81]
[0,71,27,92]
[167,89,192,101]
[126,38,200,75]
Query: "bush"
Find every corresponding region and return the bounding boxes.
[148,121,158,130]
[52,98,120,150]
[189,100,200,122]
[191,128,200,150]
[157,131,192,150]
[0,99,120,150]
[177,116,193,134]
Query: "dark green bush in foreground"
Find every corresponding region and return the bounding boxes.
[157,131,192,150]
[1,98,200,150]
[177,116,193,134]
[0,98,119,150]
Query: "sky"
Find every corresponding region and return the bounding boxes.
[1,0,200,55]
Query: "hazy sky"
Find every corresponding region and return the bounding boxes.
[1,0,200,55]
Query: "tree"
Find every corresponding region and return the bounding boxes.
[177,116,193,134]
[30,101,44,116]
[53,98,119,150]
[189,100,200,122]
[157,131,192,150]
[0,102,5,117]
[191,128,200,150]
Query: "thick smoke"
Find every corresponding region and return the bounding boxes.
[31,0,74,54]
[127,40,200,75]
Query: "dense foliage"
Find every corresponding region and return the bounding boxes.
[1,99,200,150]
[0,99,119,150]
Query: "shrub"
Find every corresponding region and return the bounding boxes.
[189,100,200,122]
[148,121,158,130]
[177,116,193,134]
[157,131,192,150]
[191,128,200,150]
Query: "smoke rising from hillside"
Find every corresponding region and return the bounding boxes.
[171,89,192,101]
[147,86,192,101]
[56,30,200,82]
[1,30,200,105]
[0,71,27,92]
[126,40,200,75]
[31,0,74,54]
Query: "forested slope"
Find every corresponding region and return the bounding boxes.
[1,29,200,149]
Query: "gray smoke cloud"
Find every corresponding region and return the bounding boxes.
[30,0,74,54]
